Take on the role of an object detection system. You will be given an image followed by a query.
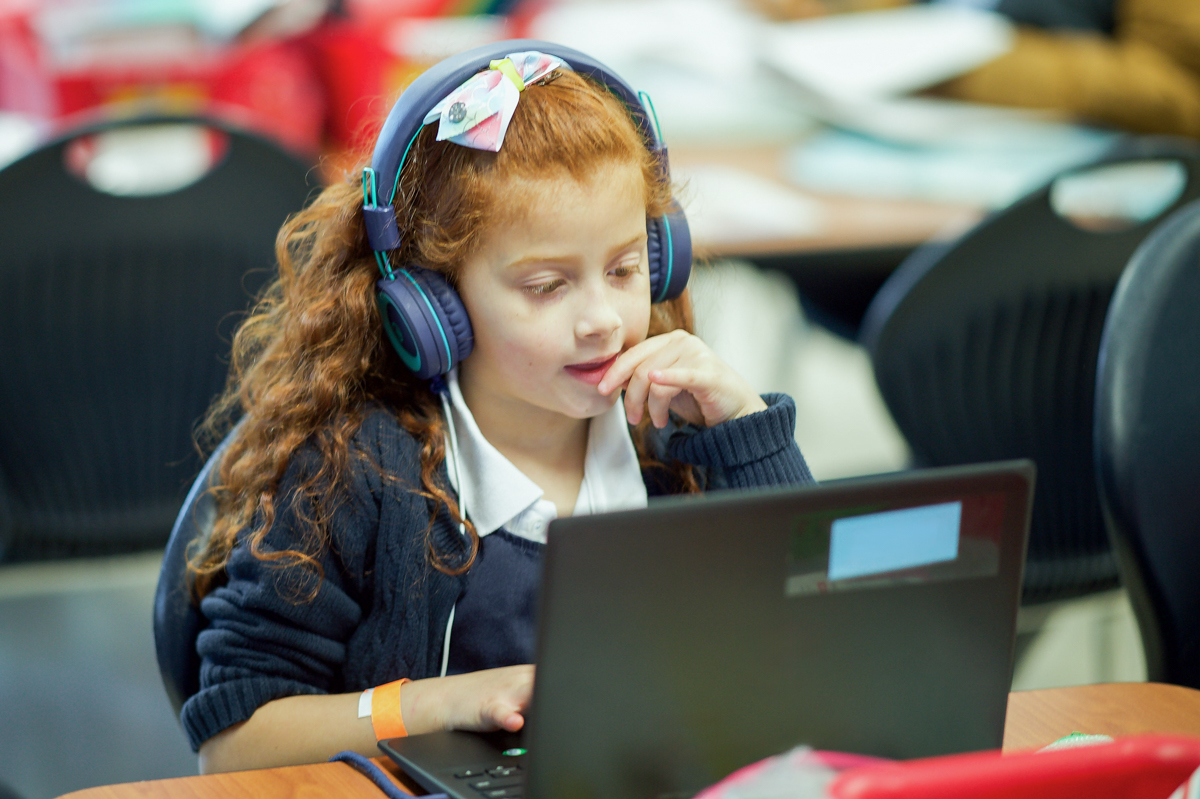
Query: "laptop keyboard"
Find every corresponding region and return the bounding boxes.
[452,764,525,798]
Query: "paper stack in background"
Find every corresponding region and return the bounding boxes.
[535,0,1122,212]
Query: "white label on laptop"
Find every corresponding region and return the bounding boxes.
[785,496,1001,597]
[828,501,961,580]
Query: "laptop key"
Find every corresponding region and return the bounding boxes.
[470,772,513,787]
[479,789,522,798]
[486,766,521,778]
[454,768,486,779]
[470,778,520,791]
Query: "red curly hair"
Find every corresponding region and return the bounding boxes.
[188,69,699,599]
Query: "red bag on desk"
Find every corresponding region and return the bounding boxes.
[830,736,1200,799]
[697,736,1200,799]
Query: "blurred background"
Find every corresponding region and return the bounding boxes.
[3,0,1199,796]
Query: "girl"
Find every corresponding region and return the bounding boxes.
[183,45,814,773]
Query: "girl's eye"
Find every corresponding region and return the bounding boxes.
[528,279,565,296]
[611,257,641,278]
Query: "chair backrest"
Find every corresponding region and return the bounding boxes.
[1094,199,1200,688]
[0,115,312,561]
[860,135,1200,604]
[153,427,238,716]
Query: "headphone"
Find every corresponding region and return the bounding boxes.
[361,39,693,380]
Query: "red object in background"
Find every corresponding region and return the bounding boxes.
[0,1,550,165]
[52,39,326,156]
[341,0,460,26]
[0,7,54,118]
[306,19,396,157]
[210,41,326,156]
[830,735,1200,799]
[0,4,325,157]
[307,6,538,157]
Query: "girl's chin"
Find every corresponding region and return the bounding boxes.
[558,385,621,419]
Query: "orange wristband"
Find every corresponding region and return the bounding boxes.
[370,678,412,740]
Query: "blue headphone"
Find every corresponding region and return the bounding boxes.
[361,39,693,380]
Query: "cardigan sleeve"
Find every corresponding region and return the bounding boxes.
[179,432,383,752]
[667,393,815,489]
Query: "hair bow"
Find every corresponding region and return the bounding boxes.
[422,51,569,152]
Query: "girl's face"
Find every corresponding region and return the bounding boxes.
[455,160,652,425]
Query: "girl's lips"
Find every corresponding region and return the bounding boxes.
[564,353,619,385]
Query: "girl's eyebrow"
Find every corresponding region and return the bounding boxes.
[503,232,647,271]
[608,232,648,258]
[504,254,570,272]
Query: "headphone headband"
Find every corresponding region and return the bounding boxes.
[364,40,667,253]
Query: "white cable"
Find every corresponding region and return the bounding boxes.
[440,603,456,678]
[583,470,597,515]
[438,388,466,679]
[439,390,468,538]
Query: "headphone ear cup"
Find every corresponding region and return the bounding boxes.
[407,266,473,364]
[377,276,441,379]
[375,266,473,379]
[646,201,692,303]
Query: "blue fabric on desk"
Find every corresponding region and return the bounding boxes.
[331,750,447,799]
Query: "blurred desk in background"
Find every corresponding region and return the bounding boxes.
[671,143,984,337]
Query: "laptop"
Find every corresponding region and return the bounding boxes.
[380,460,1034,799]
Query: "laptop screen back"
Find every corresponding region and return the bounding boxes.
[525,461,1033,799]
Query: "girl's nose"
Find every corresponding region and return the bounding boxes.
[574,286,623,340]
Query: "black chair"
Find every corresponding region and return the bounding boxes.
[154,427,237,715]
[1094,199,1200,689]
[0,115,312,562]
[860,136,1200,605]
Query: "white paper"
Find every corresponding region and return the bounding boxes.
[764,4,1014,103]
[528,0,815,144]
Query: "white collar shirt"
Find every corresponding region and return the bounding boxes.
[441,366,648,544]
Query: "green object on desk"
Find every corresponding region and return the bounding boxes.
[1040,732,1116,751]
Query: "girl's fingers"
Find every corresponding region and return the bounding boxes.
[648,364,765,427]
[453,665,535,732]
[490,706,525,732]
[597,332,681,395]
[646,382,682,428]
[600,331,763,427]
[647,367,705,391]
[624,348,685,424]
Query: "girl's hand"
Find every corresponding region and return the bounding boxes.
[403,664,535,735]
[597,330,768,428]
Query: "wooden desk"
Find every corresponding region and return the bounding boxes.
[1003,682,1200,751]
[60,683,1200,799]
[670,144,983,335]
[669,144,983,259]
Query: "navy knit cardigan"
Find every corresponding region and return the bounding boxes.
[181,393,813,750]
